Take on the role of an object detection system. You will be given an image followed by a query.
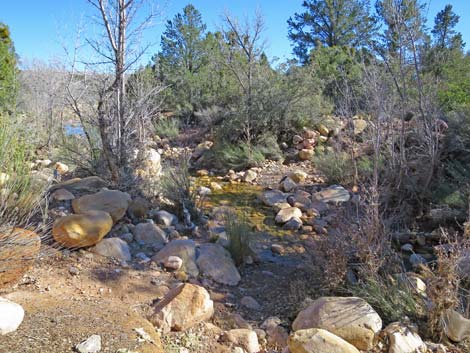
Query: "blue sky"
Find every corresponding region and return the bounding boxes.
[1,0,469,67]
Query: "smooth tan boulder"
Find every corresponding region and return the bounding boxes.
[50,188,75,201]
[52,211,113,248]
[72,190,131,222]
[152,239,199,277]
[149,283,213,332]
[49,176,107,193]
[289,328,360,353]
[0,228,41,289]
[292,297,382,351]
[298,149,314,161]
[443,309,470,342]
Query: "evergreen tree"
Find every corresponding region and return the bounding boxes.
[287,0,376,63]
[432,4,463,50]
[0,23,18,112]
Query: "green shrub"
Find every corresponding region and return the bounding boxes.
[313,151,355,185]
[154,118,180,139]
[212,142,265,171]
[224,211,254,266]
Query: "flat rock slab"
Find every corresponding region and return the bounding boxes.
[313,186,350,204]
[196,243,241,286]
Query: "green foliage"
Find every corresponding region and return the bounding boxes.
[313,151,356,185]
[154,118,180,139]
[437,53,470,111]
[224,211,254,266]
[0,23,18,112]
[211,142,265,171]
[287,0,376,63]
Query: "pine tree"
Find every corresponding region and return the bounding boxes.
[0,23,18,112]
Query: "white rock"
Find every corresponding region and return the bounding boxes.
[226,329,260,353]
[275,207,302,224]
[153,210,178,226]
[384,322,426,353]
[76,334,102,353]
[164,256,183,271]
[0,297,24,335]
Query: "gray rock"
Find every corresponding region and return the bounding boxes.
[76,335,101,353]
[0,298,24,335]
[280,177,297,193]
[443,309,470,342]
[152,210,178,226]
[152,239,199,277]
[197,243,241,286]
[226,329,260,353]
[283,217,303,230]
[132,222,167,246]
[313,185,350,203]
[275,207,302,224]
[241,296,261,311]
[259,190,288,207]
[91,238,131,261]
[409,253,427,268]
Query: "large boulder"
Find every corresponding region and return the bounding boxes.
[132,222,167,246]
[90,237,131,262]
[275,207,302,224]
[226,329,260,353]
[292,297,382,350]
[259,189,289,207]
[288,328,360,353]
[50,188,75,201]
[0,228,41,289]
[72,190,131,222]
[49,176,107,193]
[149,283,213,332]
[0,297,24,335]
[52,211,113,248]
[384,322,426,353]
[152,239,199,277]
[196,243,241,286]
[443,309,470,342]
[313,186,350,204]
[298,149,314,161]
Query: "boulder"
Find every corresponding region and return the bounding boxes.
[163,256,183,271]
[127,197,150,221]
[133,222,167,246]
[281,177,297,193]
[149,283,214,332]
[226,329,260,353]
[76,335,101,353]
[283,217,303,230]
[317,124,329,137]
[152,239,199,277]
[292,296,382,350]
[289,170,308,184]
[54,162,69,175]
[241,296,261,311]
[313,186,350,204]
[0,228,41,288]
[49,176,107,193]
[443,309,470,342]
[298,149,314,161]
[50,188,75,201]
[353,119,368,135]
[153,210,178,226]
[196,243,241,286]
[275,207,302,224]
[192,141,213,160]
[0,297,24,335]
[72,190,131,222]
[289,328,360,353]
[259,190,288,207]
[244,169,258,183]
[261,317,288,348]
[384,322,426,353]
[90,237,131,261]
[52,211,113,249]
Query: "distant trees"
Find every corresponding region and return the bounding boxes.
[432,4,463,50]
[0,23,18,112]
[287,0,376,63]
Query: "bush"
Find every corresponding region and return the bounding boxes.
[212,142,266,171]
[154,118,180,139]
[224,211,254,266]
[313,151,356,185]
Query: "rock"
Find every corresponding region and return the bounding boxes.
[409,253,427,268]
[281,177,297,192]
[149,283,214,332]
[302,129,317,139]
[401,244,413,252]
[384,322,426,353]
[52,211,113,249]
[313,186,350,203]
[275,207,302,224]
[353,118,368,135]
[292,135,303,145]
[54,162,69,175]
[283,217,303,230]
[90,237,131,261]
[76,335,102,353]
[197,243,241,286]
[289,170,308,184]
[289,328,360,353]
[133,222,167,246]
[317,124,329,137]
[259,190,288,207]
[152,239,199,277]
[0,297,24,335]
[298,149,314,161]
[142,148,162,175]
[153,210,178,226]
[226,329,260,353]
[443,309,470,342]
[292,296,382,350]
[241,296,261,311]
[271,244,285,255]
[210,181,223,191]
[192,141,213,160]
[35,159,52,167]
[72,190,131,222]
[197,186,212,196]
[0,228,41,288]
[163,256,183,271]
[49,176,107,193]
[273,202,292,213]
[244,169,258,183]
[262,317,288,348]
[196,169,209,177]
[127,197,150,221]
[50,188,75,201]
